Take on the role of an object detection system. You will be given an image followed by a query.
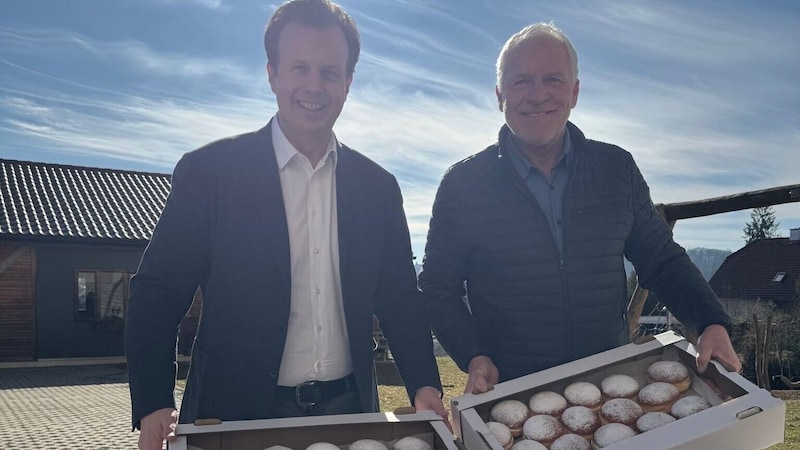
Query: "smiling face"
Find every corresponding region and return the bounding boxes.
[268,22,352,154]
[496,34,579,155]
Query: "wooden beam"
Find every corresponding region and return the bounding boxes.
[658,183,800,222]
[0,247,29,276]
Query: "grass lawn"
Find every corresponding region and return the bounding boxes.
[771,391,799,449]
[376,356,467,414]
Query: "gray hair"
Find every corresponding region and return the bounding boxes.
[496,21,578,89]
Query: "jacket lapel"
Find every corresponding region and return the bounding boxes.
[243,121,291,299]
[335,145,359,282]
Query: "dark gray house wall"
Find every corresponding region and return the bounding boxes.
[34,242,145,358]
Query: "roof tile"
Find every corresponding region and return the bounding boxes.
[0,159,170,242]
[709,238,800,303]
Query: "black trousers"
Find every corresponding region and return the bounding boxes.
[265,388,363,418]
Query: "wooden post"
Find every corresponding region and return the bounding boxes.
[753,313,763,388]
[763,315,773,390]
[627,205,678,343]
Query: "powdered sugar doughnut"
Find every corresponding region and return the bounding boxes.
[490,399,531,437]
[600,374,640,400]
[551,433,591,450]
[486,421,514,450]
[349,440,388,450]
[637,382,679,413]
[671,395,711,419]
[647,361,691,392]
[560,405,600,440]
[265,446,294,450]
[522,414,564,447]
[307,444,340,450]
[393,436,432,450]
[564,382,602,412]
[636,411,676,433]
[529,391,568,416]
[599,398,643,426]
[511,440,547,450]
[592,423,636,448]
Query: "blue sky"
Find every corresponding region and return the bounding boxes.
[2,0,799,259]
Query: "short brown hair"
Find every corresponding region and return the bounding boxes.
[264,0,360,77]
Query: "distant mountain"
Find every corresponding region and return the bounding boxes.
[624,248,732,281]
[686,248,733,280]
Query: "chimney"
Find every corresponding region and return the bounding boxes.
[791,227,800,243]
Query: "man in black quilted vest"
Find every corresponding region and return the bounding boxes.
[418,22,741,394]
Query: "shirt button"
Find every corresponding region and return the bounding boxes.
[317,326,322,332]
[557,219,562,225]
[314,248,319,254]
[316,288,321,294]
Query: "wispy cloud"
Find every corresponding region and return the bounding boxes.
[0,27,259,89]
[155,0,224,10]
[1,0,798,256]
[1,88,269,168]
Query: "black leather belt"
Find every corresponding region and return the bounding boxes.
[274,374,356,408]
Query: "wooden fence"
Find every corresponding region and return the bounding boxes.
[626,183,800,343]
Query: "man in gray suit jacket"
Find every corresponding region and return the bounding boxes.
[125,1,446,448]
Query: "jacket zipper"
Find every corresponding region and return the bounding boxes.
[500,149,574,357]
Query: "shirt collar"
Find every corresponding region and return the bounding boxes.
[505,127,572,180]
[271,115,339,170]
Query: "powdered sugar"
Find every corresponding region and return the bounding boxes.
[393,436,432,450]
[600,374,640,399]
[550,433,591,450]
[349,440,388,450]
[592,423,635,448]
[522,414,564,442]
[490,399,530,427]
[635,411,676,432]
[487,421,513,446]
[510,440,547,450]
[600,398,643,425]
[647,361,689,383]
[560,406,599,434]
[563,382,601,407]
[671,395,711,418]
[528,391,568,415]
[638,382,679,406]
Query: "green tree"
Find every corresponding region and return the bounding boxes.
[743,206,779,244]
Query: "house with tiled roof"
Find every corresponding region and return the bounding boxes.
[0,158,200,362]
[709,231,800,317]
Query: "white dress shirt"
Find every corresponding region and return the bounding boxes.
[271,116,353,386]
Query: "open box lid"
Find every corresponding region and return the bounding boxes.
[169,410,458,450]
[451,331,786,450]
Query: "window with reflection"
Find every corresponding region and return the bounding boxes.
[76,270,132,332]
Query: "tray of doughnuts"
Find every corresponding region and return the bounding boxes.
[451,331,785,450]
[167,411,458,450]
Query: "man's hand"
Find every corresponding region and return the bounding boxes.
[138,407,178,450]
[414,386,451,431]
[696,324,742,374]
[464,355,499,395]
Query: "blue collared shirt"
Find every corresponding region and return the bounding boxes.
[505,129,572,255]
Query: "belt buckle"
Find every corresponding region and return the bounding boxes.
[295,380,317,408]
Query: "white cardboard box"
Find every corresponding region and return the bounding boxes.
[168,410,458,450]
[451,331,786,450]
